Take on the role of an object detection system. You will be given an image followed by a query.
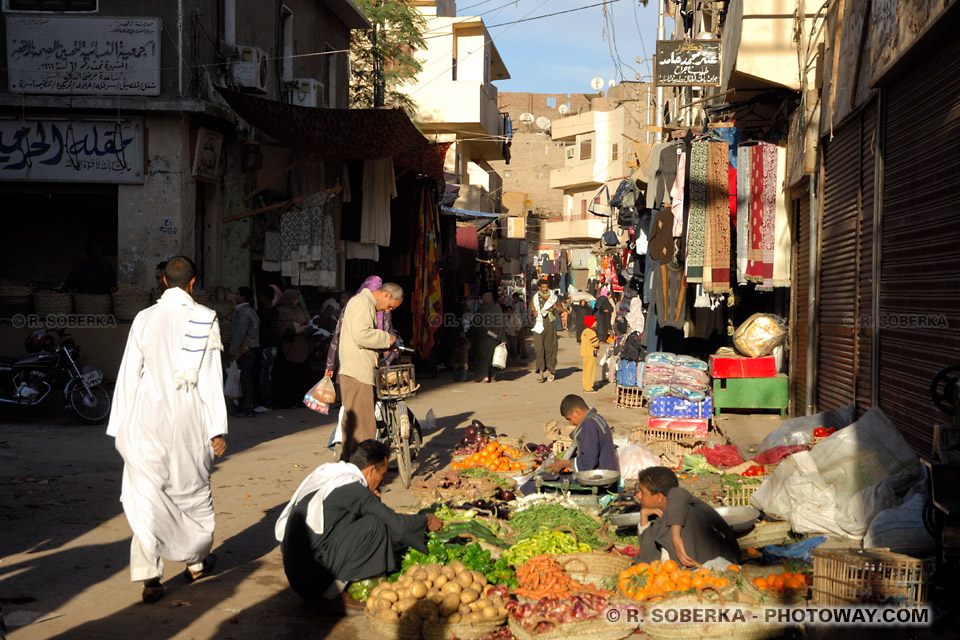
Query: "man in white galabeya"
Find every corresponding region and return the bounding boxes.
[107,256,228,604]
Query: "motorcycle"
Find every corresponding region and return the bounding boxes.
[0,329,112,424]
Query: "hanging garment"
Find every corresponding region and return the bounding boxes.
[280,205,308,264]
[651,262,687,330]
[736,146,751,285]
[655,143,680,211]
[646,142,666,208]
[344,242,380,261]
[671,150,687,237]
[745,144,766,282]
[412,186,442,358]
[703,141,731,293]
[360,157,397,247]
[772,147,792,288]
[264,230,282,262]
[760,143,778,288]
[685,140,709,283]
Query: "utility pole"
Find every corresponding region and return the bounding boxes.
[373,0,385,107]
[656,0,666,142]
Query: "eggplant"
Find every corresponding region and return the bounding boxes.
[499,490,516,502]
[465,425,478,438]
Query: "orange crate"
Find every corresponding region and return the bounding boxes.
[812,548,927,606]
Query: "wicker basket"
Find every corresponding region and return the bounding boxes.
[73,293,112,315]
[422,616,506,640]
[366,614,422,640]
[556,552,631,586]
[640,591,785,640]
[33,290,74,315]
[616,385,644,408]
[112,286,150,321]
[632,426,706,468]
[410,476,504,506]
[738,565,808,605]
[722,482,762,507]
[0,285,33,314]
[736,520,792,550]
[811,548,927,606]
[508,616,633,640]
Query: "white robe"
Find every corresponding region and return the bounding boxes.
[107,287,228,564]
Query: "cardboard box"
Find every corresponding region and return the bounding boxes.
[649,396,713,419]
[506,216,525,239]
[710,354,777,379]
[646,417,709,438]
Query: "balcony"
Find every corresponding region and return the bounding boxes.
[721,0,813,91]
[549,162,604,191]
[541,217,608,243]
[550,111,597,141]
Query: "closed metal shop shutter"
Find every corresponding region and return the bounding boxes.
[856,103,877,417]
[791,190,811,415]
[879,36,960,453]
[817,119,860,412]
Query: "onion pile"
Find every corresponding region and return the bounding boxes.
[454,420,498,456]
[506,594,609,632]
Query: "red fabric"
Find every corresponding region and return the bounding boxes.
[456,226,478,251]
[728,164,738,226]
[694,444,744,468]
[753,444,808,465]
[745,145,765,281]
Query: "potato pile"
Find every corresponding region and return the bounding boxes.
[365,560,509,625]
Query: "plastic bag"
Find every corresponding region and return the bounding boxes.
[617,443,663,482]
[680,454,721,475]
[224,362,241,398]
[694,444,743,468]
[733,313,787,357]
[753,444,808,465]
[306,376,337,404]
[422,408,437,432]
[863,492,936,557]
[762,536,827,564]
[759,405,855,450]
[492,342,508,369]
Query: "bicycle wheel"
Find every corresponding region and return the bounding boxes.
[388,405,412,488]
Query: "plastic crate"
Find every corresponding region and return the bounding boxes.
[616,385,644,408]
[811,548,927,606]
[722,482,761,507]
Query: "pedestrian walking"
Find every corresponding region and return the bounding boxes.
[229,286,260,417]
[107,256,228,604]
[530,280,558,382]
[274,289,311,409]
[580,315,600,392]
[254,285,282,412]
[471,292,506,382]
[511,292,528,359]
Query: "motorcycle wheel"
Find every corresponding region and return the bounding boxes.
[68,383,111,425]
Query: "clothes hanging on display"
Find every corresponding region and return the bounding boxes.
[736,146,751,285]
[771,148,792,288]
[685,139,709,283]
[745,144,766,283]
[360,157,397,247]
[671,150,687,237]
[760,143,777,288]
[651,262,687,330]
[645,142,664,209]
[296,192,336,287]
[344,241,380,261]
[703,140,731,293]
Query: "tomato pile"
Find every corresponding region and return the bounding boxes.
[618,559,733,601]
[813,426,837,438]
[451,441,530,472]
[741,464,766,477]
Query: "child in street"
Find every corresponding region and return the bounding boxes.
[579,315,600,392]
[634,466,740,567]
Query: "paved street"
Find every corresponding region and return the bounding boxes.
[0,332,658,640]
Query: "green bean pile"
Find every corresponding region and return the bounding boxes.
[508,504,606,549]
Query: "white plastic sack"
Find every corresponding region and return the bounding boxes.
[492,342,508,369]
[759,405,855,450]
[224,362,241,398]
[835,469,919,539]
[864,492,936,557]
[617,443,662,482]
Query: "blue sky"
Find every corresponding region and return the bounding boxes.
[458,0,664,94]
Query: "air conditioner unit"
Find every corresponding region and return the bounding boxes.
[566,146,575,160]
[232,45,268,93]
[288,78,324,108]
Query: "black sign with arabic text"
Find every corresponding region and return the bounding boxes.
[655,39,721,86]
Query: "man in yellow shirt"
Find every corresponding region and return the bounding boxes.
[579,315,600,393]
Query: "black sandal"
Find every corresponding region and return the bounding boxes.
[184,553,217,582]
[141,578,163,604]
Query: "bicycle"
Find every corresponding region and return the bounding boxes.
[374,358,422,488]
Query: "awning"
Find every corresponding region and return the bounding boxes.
[217,87,430,159]
[441,206,502,230]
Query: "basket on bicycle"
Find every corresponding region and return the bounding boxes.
[376,363,418,399]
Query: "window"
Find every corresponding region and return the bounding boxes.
[9,0,96,9]
[580,199,588,220]
[579,138,592,161]
[452,57,457,81]
[281,6,294,81]
[546,97,556,109]
[611,143,619,161]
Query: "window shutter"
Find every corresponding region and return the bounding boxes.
[579,138,592,161]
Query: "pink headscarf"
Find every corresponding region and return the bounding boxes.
[269,284,282,307]
[358,275,382,295]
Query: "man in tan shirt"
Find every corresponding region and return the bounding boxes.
[338,282,403,461]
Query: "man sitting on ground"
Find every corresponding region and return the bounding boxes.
[634,466,740,567]
[546,394,618,475]
[275,440,443,607]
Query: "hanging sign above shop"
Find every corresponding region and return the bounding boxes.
[0,117,144,184]
[6,16,160,95]
[655,39,722,86]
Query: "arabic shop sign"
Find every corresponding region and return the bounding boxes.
[655,39,721,87]
[6,16,160,95]
[0,117,144,184]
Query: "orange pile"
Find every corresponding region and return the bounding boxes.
[751,570,810,594]
[618,560,733,601]
[451,441,529,472]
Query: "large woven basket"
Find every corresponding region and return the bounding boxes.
[556,552,631,587]
[422,615,506,640]
[640,591,786,640]
[366,614,421,640]
[112,286,150,321]
[508,615,633,640]
[738,565,808,606]
[410,477,503,506]
[74,293,112,315]
[33,290,73,315]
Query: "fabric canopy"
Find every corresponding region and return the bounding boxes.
[217,87,430,159]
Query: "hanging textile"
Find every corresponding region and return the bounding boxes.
[360,157,397,247]
[294,192,336,288]
[412,186,442,358]
[760,143,778,288]
[703,140,731,293]
[772,147,792,288]
[736,146,751,284]
[651,262,687,330]
[745,144,765,282]
[670,150,686,237]
[685,139,709,283]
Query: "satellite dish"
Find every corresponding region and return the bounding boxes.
[608,79,616,88]
[558,104,570,116]
[590,76,604,91]
[535,116,551,130]
[519,112,534,124]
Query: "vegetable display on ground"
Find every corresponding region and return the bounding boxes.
[618,559,733,601]
[502,528,591,567]
[396,540,518,589]
[512,554,606,600]
[507,504,607,549]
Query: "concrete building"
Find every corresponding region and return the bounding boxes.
[400,0,511,213]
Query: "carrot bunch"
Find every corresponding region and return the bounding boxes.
[618,560,732,601]
[513,555,605,600]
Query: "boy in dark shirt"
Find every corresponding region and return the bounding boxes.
[634,466,740,567]
[547,394,618,474]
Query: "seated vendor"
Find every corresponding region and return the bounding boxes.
[545,394,618,475]
[275,440,443,606]
[634,466,739,567]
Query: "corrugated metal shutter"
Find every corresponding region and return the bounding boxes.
[856,103,877,417]
[791,190,810,415]
[817,118,860,412]
[879,36,960,453]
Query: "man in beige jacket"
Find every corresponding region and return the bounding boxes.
[338,282,403,461]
